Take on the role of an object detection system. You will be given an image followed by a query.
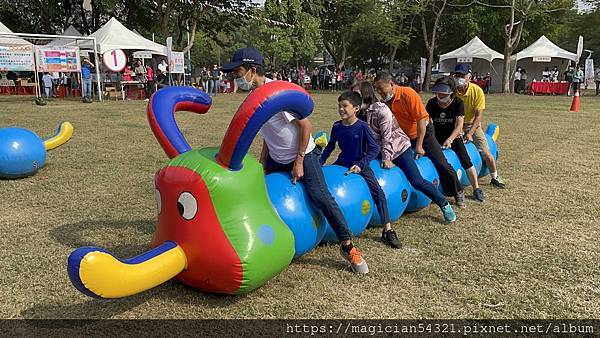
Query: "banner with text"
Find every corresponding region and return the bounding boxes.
[36,46,81,72]
[170,51,185,74]
[0,45,35,71]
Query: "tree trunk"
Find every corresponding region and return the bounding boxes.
[79,0,90,34]
[424,47,434,92]
[388,45,398,73]
[502,45,512,93]
[161,0,172,38]
[182,19,197,54]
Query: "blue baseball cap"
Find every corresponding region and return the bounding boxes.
[221,47,264,72]
[430,83,453,94]
[454,63,472,75]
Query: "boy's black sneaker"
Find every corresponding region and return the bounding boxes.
[381,229,401,249]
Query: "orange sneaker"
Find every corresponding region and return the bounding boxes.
[340,246,369,274]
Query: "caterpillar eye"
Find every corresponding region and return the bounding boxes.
[177,192,197,220]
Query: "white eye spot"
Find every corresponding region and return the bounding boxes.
[177,192,197,220]
[155,189,162,214]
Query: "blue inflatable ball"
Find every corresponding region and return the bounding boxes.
[0,127,46,179]
[368,159,411,226]
[265,172,326,257]
[465,142,482,183]
[441,149,465,192]
[406,156,440,212]
[479,134,498,178]
[320,165,374,243]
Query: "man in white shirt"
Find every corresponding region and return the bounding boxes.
[158,59,168,74]
[513,67,522,93]
[221,47,368,274]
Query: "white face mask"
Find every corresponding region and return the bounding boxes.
[360,103,368,110]
[456,77,467,88]
[236,70,254,91]
[384,92,394,102]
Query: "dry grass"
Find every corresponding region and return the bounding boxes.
[0,90,599,319]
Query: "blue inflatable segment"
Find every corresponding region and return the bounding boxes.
[465,141,482,176]
[265,172,326,257]
[479,134,498,178]
[441,149,465,192]
[368,159,411,226]
[320,165,374,243]
[0,127,46,179]
[406,156,439,212]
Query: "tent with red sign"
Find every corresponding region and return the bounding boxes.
[66,17,166,55]
[511,35,577,83]
[439,36,504,93]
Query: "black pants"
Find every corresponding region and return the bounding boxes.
[411,123,462,197]
[596,81,600,95]
[266,151,352,241]
[434,134,473,170]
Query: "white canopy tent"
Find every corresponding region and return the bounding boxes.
[0,21,32,46]
[45,25,82,46]
[68,17,166,55]
[512,35,577,82]
[439,36,504,92]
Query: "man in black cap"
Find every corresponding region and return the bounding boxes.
[453,63,505,189]
[221,47,372,272]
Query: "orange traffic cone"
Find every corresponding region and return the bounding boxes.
[570,90,580,112]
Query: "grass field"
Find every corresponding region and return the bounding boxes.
[0,90,599,319]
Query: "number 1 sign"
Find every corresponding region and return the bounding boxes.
[102,49,127,72]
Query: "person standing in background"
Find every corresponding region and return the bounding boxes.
[550,66,559,82]
[146,64,155,100]
[513,67,521,93]
[81,57,94,99]
[520,69,528,93]
[210,64,220,96]
[42,73,53,98]
[595,67,600,96]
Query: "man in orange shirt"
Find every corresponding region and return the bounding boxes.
[374,72,464,207]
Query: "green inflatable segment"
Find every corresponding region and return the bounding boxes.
[165,147,295,293]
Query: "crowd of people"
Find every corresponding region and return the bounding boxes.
[513,64,587,95]
[220,47,506,274]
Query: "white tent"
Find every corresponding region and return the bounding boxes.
[0,21,32,46]
[512,35,577,83]
[45,25,83,46]
[439,36,504,93]
[68,17,166,55]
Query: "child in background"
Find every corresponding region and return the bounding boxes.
[42,73,53,98]
[320,91,401,248]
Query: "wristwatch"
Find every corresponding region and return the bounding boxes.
[297,151,305,158]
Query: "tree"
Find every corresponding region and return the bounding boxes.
[375,0,421,72]
[420,0,449,91]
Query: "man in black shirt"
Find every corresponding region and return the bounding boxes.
[426,77,485,202]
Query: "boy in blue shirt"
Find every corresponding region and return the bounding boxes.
[320,91,401,248]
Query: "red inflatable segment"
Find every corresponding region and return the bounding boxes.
[217,81,313,170]
[152,166,243,293]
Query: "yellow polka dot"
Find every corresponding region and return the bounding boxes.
[361,200,371,215]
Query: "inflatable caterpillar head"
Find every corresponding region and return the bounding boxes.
[67,82,314,298]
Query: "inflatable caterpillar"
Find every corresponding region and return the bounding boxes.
[0,122,74,179]
[66,82,499,298]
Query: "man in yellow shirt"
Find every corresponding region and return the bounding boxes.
[454,63,505,188]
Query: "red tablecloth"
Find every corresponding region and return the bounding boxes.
[529,81,569,95]
[472,79,488,89]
